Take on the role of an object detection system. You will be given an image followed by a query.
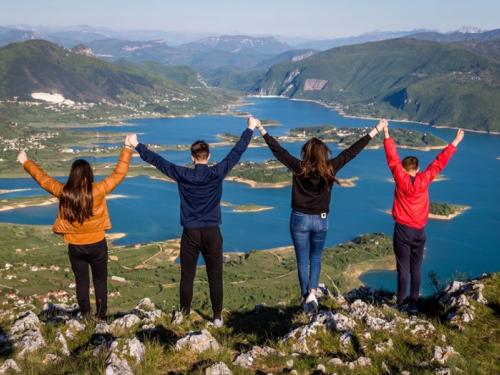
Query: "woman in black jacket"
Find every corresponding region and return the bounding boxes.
[256,120,386,313]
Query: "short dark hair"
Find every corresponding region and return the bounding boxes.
[402,156,419,171]
[191,140,209,160]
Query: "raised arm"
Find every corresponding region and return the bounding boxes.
[383,123,403,175]
[420,129,461,182]
[214,118,256,178]
[332,120,385,171]
[18,150,64,197]
[95,141,132,195]
[129,134,184,182]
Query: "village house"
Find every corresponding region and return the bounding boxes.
[21,279,28,283]
[2,300,8,305]
[31,265,39,271]
[4,263,13,270]
[69,282,76,288]
[16,299,25,306]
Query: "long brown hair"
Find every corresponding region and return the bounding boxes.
[298,138,340,189]
[59,159,94,225]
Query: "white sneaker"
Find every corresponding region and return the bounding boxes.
[213,317,223,328]
[305,294,319,314]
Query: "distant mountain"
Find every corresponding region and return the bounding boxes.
[456,26,486,34]
[410,28,500,42]
[296,29,431,50]
[0,24,213,46]
[70,44,99,59]
[177,35,292,55]
[455,39,500,63]
[254,38,500,132]
[0,30,78,48]
[254,49,318,70]
[116,61,208,87]
[86,36,289,69]
[0,40,200,103]
[199,66,266,92]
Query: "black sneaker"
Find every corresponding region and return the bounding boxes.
[407,300,418,314]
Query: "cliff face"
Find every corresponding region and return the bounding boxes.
[1,273,499,374]
[70,44,99,59]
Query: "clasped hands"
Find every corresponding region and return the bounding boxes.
[124,134,139,148]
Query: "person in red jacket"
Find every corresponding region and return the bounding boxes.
[383,121,464,313]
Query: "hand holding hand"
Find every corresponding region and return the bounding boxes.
[452,129,464,147]
[127,134,139,148]
[17,150,28,165]
[376,119,388,133]
[247,116,259,130]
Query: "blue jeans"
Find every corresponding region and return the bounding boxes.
[290,210,329,296]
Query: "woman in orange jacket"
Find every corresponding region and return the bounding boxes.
[17,137,132,319]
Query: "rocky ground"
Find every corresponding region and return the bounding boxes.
[0,274,499,374]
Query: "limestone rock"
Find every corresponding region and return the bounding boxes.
[375,338,393,353]
[471,292,488,305]
[327,358,344,366]
[135,298,157,311]
[435,368,451,375]
[143,309,163,323]
[0,359,21,374]
[339,330,353,347]
[175,330,220,353]
[105,337,146,374]
[56,332,71,357]
[172,311,183,325]
[10,311,41,334]
[66,319,86,332]
[232,346,280,369]
[13,329,46,358]
[282,322,323,354]
[205,362,233,375]
[317,363,326,373]
[286,359,294,368]
[110,314,141,330]
[432,346,459,364]
[381,362,390,374]
[95,321,111,334]
[43,353,61,364]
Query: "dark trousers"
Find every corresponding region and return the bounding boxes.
[393,222,426,305]
[68,238,108,319]
[180,226,223,319]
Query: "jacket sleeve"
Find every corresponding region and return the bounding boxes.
[262,133,302,173]
[331,134,372,172]
[95,147,132,195]
[135,143,184,182]
[214,128,254,178]
[420,144,457,183]
[23,160,64,198]
[384,137,415,193]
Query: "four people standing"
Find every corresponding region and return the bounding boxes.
[16,116,463,319]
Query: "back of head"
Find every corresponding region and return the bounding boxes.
[59,159,94,225]
[191,140,209,162]
[300,137,339,188]
[402,156,419,173]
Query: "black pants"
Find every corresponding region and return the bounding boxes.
[393,222,426,305]
[180,226,223,319]
[68,238,108,319]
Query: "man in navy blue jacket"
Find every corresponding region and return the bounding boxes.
[127,117,258,327]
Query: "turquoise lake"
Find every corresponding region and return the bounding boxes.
[1,97,499,295]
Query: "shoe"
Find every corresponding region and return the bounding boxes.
[213,317,223,328]
[407,300,418,314]
[305,294,319,314]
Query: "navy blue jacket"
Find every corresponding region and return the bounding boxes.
[135,128,253,228]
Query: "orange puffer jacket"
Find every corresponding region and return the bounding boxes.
[23,148,131,236]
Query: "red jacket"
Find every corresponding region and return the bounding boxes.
[384,138,456,229]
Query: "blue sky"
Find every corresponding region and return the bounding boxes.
[1,0,498,38]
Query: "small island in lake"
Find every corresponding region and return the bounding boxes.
[227,160,358,188]
[221,202,274,212]
[219,125,447,151]
[0,194,127,212]
[386,202,469,220]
